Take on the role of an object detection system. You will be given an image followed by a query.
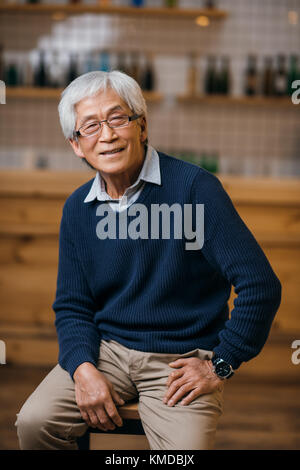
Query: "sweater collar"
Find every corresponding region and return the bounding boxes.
[84,144,161,203]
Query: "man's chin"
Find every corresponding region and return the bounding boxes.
[82,157,126,175]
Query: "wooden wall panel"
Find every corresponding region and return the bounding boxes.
[228,247,300,334]
[0,263,56,324]
[4,337,58,366]
[0,198,62,229]
[0,236,59,266]
[235,205,300,240]
[263,247,300,333]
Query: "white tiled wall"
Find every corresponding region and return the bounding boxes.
[0,0,299,175]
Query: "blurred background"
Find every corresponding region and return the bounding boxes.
[0,0,299,450]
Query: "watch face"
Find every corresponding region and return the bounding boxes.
[215,362,231,378]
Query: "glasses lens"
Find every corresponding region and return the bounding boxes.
[108,115,129,128]
[79,115,131,137]
[81,122,100,136]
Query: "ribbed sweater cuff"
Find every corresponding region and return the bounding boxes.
[212,345,243,371]
[60,348,99,381]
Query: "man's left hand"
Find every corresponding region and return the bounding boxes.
[163,357,224,407]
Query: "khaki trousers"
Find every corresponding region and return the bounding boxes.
[15,339,224,450]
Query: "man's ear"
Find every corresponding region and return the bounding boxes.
[140,116,148,143]
[68,137,85,158]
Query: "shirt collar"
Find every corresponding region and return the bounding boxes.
[84,145,161,203]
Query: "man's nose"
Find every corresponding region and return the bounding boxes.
[98,122,117,141]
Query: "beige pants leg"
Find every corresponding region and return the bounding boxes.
[136,349,224,450]
[16,339,223,450]
[104,340,224,450]
[15,344,138,450]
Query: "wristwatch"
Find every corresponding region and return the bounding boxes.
[211,355,234,380]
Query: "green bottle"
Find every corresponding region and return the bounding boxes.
[205,56,217,94]
[199,152,208,170]
[165,0,177,7]
[199,152,219,173]
[208,152,219,173]
[217,56,231,95]
[274,54,287,96]
[6,63,18,86]
[287,55,299,96]
[262,56,274,96]
[245,55,257,96]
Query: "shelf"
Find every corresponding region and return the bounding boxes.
[6,87,62,100]
[0,4,228,20]
[6,86,163,102]
[5,88,298,110]
[5,88,297,108]
[177,94,298,107]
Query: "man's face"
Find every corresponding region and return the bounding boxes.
[69,87,147,176]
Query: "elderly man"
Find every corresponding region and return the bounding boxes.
[16,70,281,450]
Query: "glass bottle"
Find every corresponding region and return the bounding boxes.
[205,0,216,7]
[287,55,299,96]
[117,52,128,75]
[274,54,287,96]
[208,152,219,173]
[141,53,155,91]
[165,0,178,7]
[67,53,78,85]
[5,62,18,87]
[48,50,62,88]
[204,55,217,94]
[187,53,197,96]
[244,54,257,96]
[131,0,144,7]
[262,56,274,96]
[83,51,95,75]
[217,56,231,95]
[99,50,110,72]
[35,155,48,170]
[129,51,140,84]
[199,152,208,170]
[34,50,47,87]
[22,52,34,87]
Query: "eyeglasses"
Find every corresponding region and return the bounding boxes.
[75,113,141,138]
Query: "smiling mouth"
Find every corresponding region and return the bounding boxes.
[100,147,125,156]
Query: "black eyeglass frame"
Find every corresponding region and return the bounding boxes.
[74,113,142,139]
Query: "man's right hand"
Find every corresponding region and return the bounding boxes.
[73,362,125,431]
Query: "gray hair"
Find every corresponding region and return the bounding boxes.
[58,70,148,140]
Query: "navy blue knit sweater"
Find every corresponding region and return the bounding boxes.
[53,152,281,379]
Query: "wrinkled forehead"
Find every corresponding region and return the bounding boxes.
[75,88,131,128]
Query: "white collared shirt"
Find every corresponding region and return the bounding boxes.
[84,145,161,212]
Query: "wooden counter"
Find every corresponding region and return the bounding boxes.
[0,169,299,381]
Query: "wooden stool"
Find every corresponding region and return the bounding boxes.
[77,400,150,450]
